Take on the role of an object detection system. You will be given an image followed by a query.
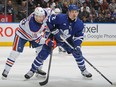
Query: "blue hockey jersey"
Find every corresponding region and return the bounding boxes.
[47,14,84,47]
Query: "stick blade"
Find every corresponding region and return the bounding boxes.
[39,77,48,86]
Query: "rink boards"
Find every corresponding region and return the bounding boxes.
[0,23,116,46]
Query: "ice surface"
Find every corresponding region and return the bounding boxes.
[0,46,116,87]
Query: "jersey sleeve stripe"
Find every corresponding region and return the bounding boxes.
[12,35,19,51]
[18,27,32,41]
[17,30,28,40]
[35,36,42,43]
[73,36,84,41]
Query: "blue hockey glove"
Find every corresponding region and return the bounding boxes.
[45,38,57,48]
[51,29,62,42]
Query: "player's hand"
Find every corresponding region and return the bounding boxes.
[52,29,62,42]
[45,38,57,48]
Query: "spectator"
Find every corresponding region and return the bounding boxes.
[81,2,91,13]
[2,0,14,22]
[46,2,51,8]
[69,0,76,4]
[90,7,98,16]
[38,0,47,8]
[0,0,115,23]
[107,0,111,4]
[85,0,92,8]
[45,2,52,16]
[3,0,14,15]
[44,0,49,3]
[98,0,103,4]
[58,0,63,9]
[49,0,56,9]
[33,0,40,7]
[112,9,116,22]
[79,7,90,19]
[16,0,22,5]
[17,1,27,20]
[55,1,61,9]
[94,12,105,22]
[88,14,95,23]
[105,12,115,23]
[78,0,85,6]
[82,16,89,22]
[100,0,109,12]
[76,2,82,9]
[0,1,3,14]
[112,9,116,17]
[92,0,100,11]
[109,0,116,14]
[62,1,68,14]
[28,0,36,15]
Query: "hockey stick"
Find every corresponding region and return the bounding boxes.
[39,48,53,86]
[60,35,115,85]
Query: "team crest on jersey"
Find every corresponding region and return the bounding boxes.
[60,29,71,39]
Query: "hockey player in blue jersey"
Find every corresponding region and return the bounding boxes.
[24,4,92,79]
[2,7,56,79]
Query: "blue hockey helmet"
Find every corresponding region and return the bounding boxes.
[68,4,79,11]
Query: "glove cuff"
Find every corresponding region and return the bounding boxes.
[52,29,59,35]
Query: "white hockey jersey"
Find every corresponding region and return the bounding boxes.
[16,13,49,44]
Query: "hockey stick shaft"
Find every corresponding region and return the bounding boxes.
[39,48,53,86]
[60,35,113,85]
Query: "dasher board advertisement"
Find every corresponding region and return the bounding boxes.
[0,23,116,46]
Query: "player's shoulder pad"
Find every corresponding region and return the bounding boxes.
[56,13,66,19]
[76,18,83,24]
[55,14,67,23]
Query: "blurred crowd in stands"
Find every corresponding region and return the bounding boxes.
[0,0,116,23]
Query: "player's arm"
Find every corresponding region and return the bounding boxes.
[70,22,84,55]
[73,22,84,48]
[46,15,63,42]
[17,19,33,41]
[46,14,58,31]
[35,29,56,48]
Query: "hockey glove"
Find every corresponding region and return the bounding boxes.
[51,29,62,42]
[45,38,57,48]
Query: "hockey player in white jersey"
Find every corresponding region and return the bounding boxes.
[2,7,56,79]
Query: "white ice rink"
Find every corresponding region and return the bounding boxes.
[0,46,116,87]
